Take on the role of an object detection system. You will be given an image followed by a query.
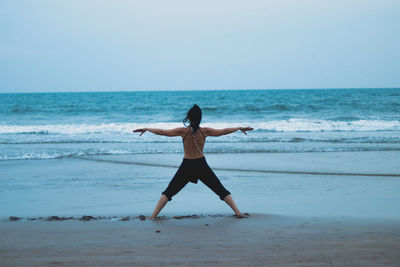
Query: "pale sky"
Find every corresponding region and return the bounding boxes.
[0,0,399,92]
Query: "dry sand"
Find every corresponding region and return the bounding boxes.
[1,214,399,266]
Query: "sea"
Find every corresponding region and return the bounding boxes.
[1,88,400,219]
[1,88,400,160]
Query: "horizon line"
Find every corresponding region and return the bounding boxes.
[0,87,399,94]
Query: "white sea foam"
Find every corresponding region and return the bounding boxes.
[0,149,133,161]
[0,153,64,161]
[252,119,400,132]
[0,119,400,135]
[0,123,153,135]
[0,119,399,135]
[1,144,400,161]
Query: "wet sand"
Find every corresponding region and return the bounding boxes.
[1,214,399,266]
[1,151,400,265]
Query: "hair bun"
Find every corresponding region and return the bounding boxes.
[183,104,202,132]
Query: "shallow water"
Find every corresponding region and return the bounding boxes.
[1,89,400,218]
[1,152,399,219]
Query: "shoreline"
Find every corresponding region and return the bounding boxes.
[1,214,399,266]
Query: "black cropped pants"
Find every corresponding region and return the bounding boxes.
[162,157,231,201]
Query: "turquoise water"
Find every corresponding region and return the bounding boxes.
[1,88,399,160]
[1,88,400,218]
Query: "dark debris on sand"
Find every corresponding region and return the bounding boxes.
[9,216,21,221]
[173,214,202,220]
[80,215,96,221]
[137,215,146,221]
[28,217,44,221]
[46,216,73,221]
[7,213,249,222]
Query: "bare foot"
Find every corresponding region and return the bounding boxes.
[235,213,249,219]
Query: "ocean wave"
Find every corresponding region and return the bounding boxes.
[9,104,108,114]
[0,119,399,135]
[19,130,51,135]
[3,136,400,145]
[0,123,177,135]
[253,119,400,132]
[327,116,361,121]
[1,146,400,161]
[0,149,133,161]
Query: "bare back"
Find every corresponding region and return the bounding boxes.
[182,127,206,159]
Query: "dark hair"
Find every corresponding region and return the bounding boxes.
[183,104,202,132]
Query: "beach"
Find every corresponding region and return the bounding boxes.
[1,151,400,266]
[2,0,400,263]
[1,89,400,265]
[1,214,399,266]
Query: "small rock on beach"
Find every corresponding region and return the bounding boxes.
[46,216,73,221]
[9,216,21,221]
[79,215,96,221]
